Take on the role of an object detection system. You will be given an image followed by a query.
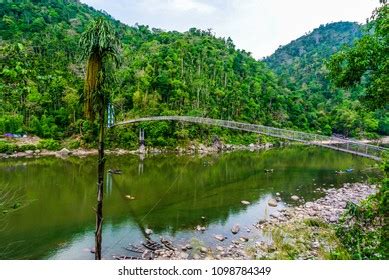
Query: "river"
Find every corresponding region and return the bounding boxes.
[0,146,377,259]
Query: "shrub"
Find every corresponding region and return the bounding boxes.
[67,140,80,150]
[0,141,17,153]
[37,139,61,151]
[17,144,37,152]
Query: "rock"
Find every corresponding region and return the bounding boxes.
[275,197,282,202]
[257,219,267,225]
[291,195,299,201]
[268,198,278,207]
[145,228,153,235]
[196,225,206,231]
[214,234,226,241]
[125,195,135,200]
[231,224,240,234]
[200,247,208,254]
[34,149,40,154]
[25,150,34,155]
[311,241,320,249]
[276,192,280,196]
[305,202,314,208]
[58,148,71,155]
[270,212,280,218]
[179,252,189,259]
[185,244,193,250]
[239,237,249,242]
[193,254,201,260]
[216,246,224,252]
[241,200,250,205]
[201,216,206,220]
[329,216,337,223]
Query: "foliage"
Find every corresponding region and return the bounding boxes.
[265,22,386,137]
[37,138,60,151]
[0,0,387,148]
[327,2,389,110]
[0,141,17,153]
[336,157,389,259]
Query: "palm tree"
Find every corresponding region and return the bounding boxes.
[80,17,120,260]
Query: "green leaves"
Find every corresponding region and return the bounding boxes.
[328,3,389,110]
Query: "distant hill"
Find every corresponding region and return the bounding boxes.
[263,22,387,136]
[265,22,362,95]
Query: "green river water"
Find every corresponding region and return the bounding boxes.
[0,146,377,259]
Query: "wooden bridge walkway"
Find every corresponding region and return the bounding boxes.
[113,116,388,161]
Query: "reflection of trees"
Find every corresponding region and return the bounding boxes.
[0,186,27,259]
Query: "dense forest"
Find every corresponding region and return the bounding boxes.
[0,0,387,150]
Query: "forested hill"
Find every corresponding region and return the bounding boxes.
[264,22,387,136]
[0,0,386,149]
[265,22,362,92]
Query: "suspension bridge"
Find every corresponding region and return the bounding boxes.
[111,116,388,161]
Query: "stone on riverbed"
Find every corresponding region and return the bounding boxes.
[241,200,250,205]
[200,247,208,254]
[268,198,278,207]
[291,195,299,201]
[231,224,240,234]
[214,234,226,241]
[145,228,153,235]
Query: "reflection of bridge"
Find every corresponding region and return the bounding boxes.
[112,116,388,161]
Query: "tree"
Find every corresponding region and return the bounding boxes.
[79,17,120,260]
[327,1,388,109]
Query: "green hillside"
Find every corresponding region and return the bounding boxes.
[264,22,387,136]
[0,0,386,150]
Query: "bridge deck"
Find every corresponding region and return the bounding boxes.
[113,116,388,161]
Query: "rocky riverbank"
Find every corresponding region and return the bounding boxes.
[0,142,273,159]
[128,183,377,260]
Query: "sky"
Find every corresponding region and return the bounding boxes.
[80,0,379,59]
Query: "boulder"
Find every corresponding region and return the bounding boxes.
[214,234,226,241]
[200,247,208,254]
[268,198,278,207]
[58,148,71,156]
[231,224,240,234]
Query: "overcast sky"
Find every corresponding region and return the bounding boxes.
[80,0,379,59]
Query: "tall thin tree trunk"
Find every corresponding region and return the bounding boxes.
[95,95,105,260]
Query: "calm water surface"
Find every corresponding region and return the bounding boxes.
[0,146,377,259]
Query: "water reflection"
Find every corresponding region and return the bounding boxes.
[0,146,377,259]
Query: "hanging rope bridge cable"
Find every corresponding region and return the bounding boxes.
[102,157,193,258]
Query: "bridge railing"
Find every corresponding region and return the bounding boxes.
[113,116,388,160]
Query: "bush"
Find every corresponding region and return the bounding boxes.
[0,141,17,153]
[17,144,37,152]
[0,114,24,134]
[37,139,61,151]
[67,140,80,150]
[336,158,389,259]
